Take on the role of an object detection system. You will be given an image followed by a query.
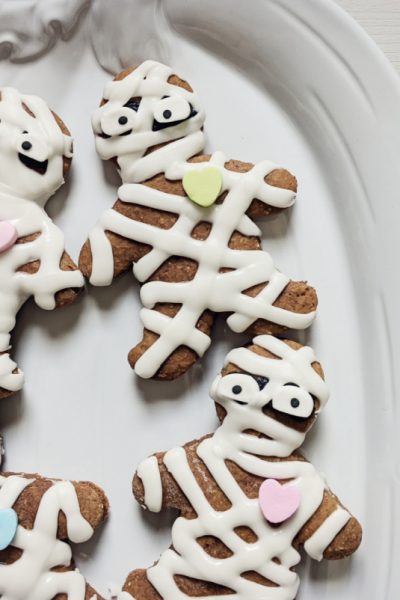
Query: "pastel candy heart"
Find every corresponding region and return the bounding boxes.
[0,221,18,254]
[259,479,300,524]
[0,507,18,550]
[182,167,223,207]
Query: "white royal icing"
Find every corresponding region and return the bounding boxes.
[137,455,163,512]
[0,474,95,600]
[89,61,316,379]
[0,88,84,393]
[136,337,350,600]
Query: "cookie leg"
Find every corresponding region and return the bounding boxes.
[123,569,162,600]
[246,280,318,336]
[128,306,214,380]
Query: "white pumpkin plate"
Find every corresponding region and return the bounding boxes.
[0,0,399,597]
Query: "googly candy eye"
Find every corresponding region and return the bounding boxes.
[271,385,314,418]
[214,373,260,405]
[98,106,134,137]
[153,96,192,127]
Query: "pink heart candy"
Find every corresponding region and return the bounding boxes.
[259,479,300,524]
[0,221,18,254]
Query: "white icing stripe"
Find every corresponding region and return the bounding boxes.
[89,60,316,379]
[0,88,83,392]
[0,475,33,507]
[0,475,95,599]
[137,456,163,512]
[135,337,350,600]
[304,508,351,561]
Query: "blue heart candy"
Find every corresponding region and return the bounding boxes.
[0,508,18,550]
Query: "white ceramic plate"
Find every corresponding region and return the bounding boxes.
[0,0,399,597]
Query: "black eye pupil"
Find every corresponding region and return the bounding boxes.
[21,141,32,151]
[290,398,300,408]
[254,376,269,390]
[124,98,141,111]
[232,385,242,395]
[163,109,172,119]
[118,116,128,125]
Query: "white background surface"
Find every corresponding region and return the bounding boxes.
[0,0,400,598]
[337,0,400,71]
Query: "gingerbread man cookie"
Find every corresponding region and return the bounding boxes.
[123,335,362,599]
[0,88,84,399]
[80,60,317,381]
[0,472,108,599]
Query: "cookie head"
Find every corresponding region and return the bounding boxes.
[210,335,329,457]
[0,87,72,203]
[92,60,205,179]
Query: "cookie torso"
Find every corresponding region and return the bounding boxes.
[83,158,316,380]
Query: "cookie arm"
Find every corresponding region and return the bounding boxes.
[16,233,83,308]
[190,157,297,219]
[247,167,297,219]
[79,198,151,285]
[133,452,191,514]
[295,489,362,561]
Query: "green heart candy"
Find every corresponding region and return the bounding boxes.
[183,167,223,207]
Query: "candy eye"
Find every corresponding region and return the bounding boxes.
[214,373,259,405]
[271,385,314,418]
[152,96,196,131]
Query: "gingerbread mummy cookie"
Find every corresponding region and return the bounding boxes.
[80,60,317,381]
[0,472,108,599]
[123,335,362,600]
[0,88,84,399]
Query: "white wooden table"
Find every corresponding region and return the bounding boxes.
[336,0,400,72]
